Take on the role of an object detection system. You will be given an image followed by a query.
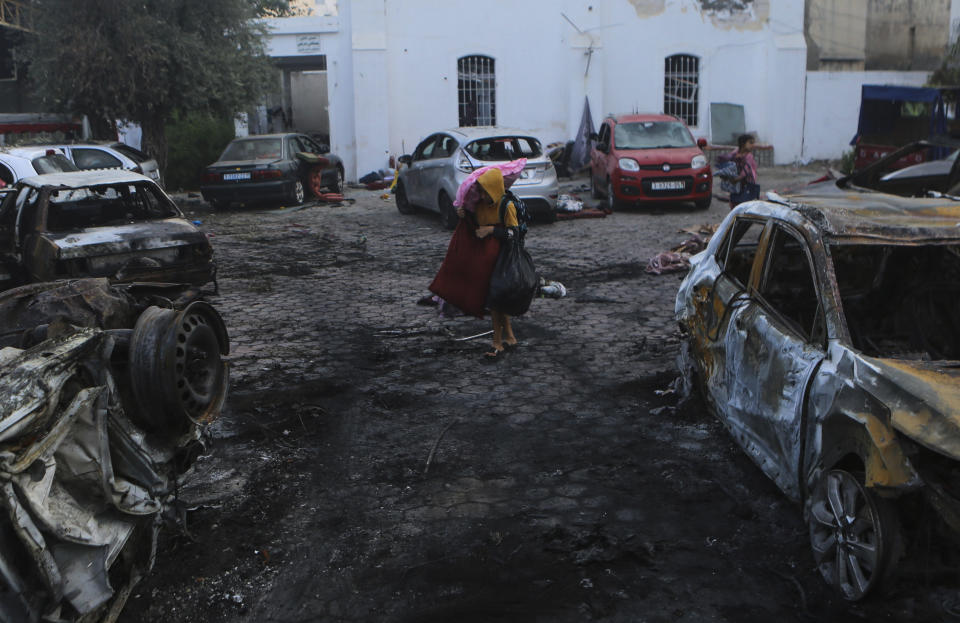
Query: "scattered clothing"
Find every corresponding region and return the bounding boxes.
[556,194,583,213]
[645,251,690,275]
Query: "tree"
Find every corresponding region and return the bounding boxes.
[21,0,285,170]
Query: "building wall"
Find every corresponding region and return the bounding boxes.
[801,70,930,161]
[266,0,809,178]
[806,0,953,71]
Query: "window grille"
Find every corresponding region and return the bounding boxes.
[458,55,495,127]
[664,54,699,127]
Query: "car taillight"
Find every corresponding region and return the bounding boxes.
[202,172,220,183]
[252,169,283,180]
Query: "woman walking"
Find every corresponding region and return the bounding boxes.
[728,133,760,208]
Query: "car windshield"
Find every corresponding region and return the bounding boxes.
[219,138,283,162]
[613,121,694,149]
[832,242,960,360]
[45,182,178,231]
[32,154,78,174]
[465,136,542,161]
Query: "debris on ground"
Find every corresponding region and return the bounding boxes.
[539,278,568,298]
[557,207,610,220]
[0,278,229,622]
[556,194,584,213]
[645,251,690,275]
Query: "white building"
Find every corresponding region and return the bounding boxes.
[263,0,951,179]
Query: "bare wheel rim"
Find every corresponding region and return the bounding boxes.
[175,309,222,415]
[294,180,305,204]
[335,168,344,193]
[808,469,887,600]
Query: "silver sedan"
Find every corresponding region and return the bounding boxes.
[396,128,559,228]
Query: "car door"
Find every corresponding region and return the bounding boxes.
[722,223,827,498]
[591,123,611,187]
[689,216,767,412]
[405,135,442,206]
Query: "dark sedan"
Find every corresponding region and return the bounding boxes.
[200,133,344,208]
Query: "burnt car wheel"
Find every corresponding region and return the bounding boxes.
[808,469,902,600]
[439,191,458,230]
[289,179,305,205]
[128,302,230,434]
[396,180,415,215]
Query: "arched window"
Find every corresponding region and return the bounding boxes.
[458,55,495,127]
[664,54,699,127]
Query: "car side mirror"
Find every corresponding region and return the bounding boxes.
[697,138,708,148]
[398,154,412,165]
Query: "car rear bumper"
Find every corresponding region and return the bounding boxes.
[201,180,293,204]
[612,168,712,204]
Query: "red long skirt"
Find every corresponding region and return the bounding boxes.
[429,219,501,318]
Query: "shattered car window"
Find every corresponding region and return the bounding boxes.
[466,136,542,161]
[832,243,960,359]
[760,227,826,344]
[613,121,694,149]
[717,218,764,286]
[46,182,179,231]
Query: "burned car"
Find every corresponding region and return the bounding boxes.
[676,191,960,600]
[0,170,215,290]
[0,278,229,621]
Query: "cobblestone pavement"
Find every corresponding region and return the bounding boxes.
[120,168,956,623]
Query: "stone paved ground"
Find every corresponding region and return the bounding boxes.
[119,167,959,623]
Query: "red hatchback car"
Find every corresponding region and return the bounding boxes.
[590,113,712,210]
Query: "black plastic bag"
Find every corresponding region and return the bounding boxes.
[487,238,538,316]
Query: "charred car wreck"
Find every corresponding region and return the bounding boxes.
[0,170,216,291]
[0,278,228,621]
[676,182,960,600]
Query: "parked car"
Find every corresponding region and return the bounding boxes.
[395,128,559,229]
[676,187,960,600]
[46,142,164,186]
[0,169,215,290]
[200,133,344,209]
[0,146,78,185]
[590,113,711,210]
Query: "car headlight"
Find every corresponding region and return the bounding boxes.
[691,155,707,169]
[618,158,640,172]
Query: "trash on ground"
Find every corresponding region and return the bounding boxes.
[556,194,583,213]
[539,278,568,298]
[645,251,690,275]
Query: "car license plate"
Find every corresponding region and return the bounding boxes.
[223,172,250,181]
[651,180,684,190]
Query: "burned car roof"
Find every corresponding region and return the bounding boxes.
[18,168,156,188]
[761,188,960,242]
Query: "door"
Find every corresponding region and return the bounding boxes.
[590,123,611,186]
[405,135,442,206]
[722,224,826,498]
[689,217,766,410]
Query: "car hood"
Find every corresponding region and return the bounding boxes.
[615,146,703,164]
[858,355,960,459]
[43,219,208,259]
